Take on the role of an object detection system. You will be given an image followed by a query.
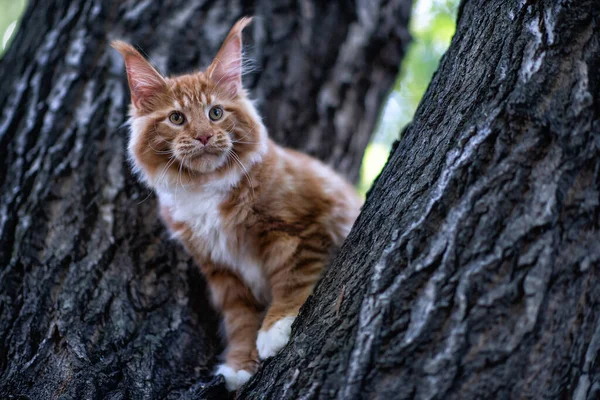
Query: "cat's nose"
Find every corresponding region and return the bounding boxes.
[195,134,213,145]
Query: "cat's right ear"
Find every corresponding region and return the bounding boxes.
[111,41,167,112]
[206,17,252,98]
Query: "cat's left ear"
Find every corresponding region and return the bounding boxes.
[111,41,168,112]
[207,17,252,97]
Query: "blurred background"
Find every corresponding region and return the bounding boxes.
[0,0,459,196]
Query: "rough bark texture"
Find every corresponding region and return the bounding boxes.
[241,0,600,398]
[0,0,411,398]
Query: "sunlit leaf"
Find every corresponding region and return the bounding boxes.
[358,0,459,195]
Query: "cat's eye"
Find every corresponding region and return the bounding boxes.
[169,111,186,125]
[208,106,224,121]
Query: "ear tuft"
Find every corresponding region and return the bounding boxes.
[207,17,253,97]
[111,40,167,111]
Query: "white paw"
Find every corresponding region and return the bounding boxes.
[256,316,295,359]
[215,363,253,391]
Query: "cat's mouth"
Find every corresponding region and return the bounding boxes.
[178,144,225,159]
[187,146,225,159]
[176,146,229,173]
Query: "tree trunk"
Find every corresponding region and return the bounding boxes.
[241,0,600,399]
[0,1,411,398]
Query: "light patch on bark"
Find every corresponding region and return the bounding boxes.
[149,2,202,75]
[573,318,600,400]
[404,270,438,346]
[543,6,556,45]
[573,60,592,116]
[101,149,124,235]
[123,0,153,21]
[520,18,545,82]
[522,243,552,332]
[65,28,87,67]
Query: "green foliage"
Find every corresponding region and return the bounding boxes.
[358,0,459,196]
[0,0,27,57]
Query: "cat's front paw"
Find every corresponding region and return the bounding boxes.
[256,316,295,359]
[215,363,253,391]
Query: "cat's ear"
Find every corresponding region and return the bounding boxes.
[207,17,252,97]
[111,41,167,111]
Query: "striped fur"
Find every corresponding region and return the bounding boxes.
[113,17,362,391]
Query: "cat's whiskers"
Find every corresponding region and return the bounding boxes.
[222,150,237,185]
[152,130,175,147]
[229,150,255,199]
[229,128,258,145]
[157,155,177,188]
[149,144,175,155]
[186,156,198,178]
[231,140,258,145]
[225,120,237,138]
[177,155,189,193]
[225,149,234,171]
[149,124,177,155]
[137,189,154,205]
[153,135,172,146]
[230,123,259,147]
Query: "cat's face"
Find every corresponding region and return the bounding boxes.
[114,17,265,188]
[144,75,236,175]
[128,72,264,179]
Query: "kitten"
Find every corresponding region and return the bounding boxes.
[113,17,362,391]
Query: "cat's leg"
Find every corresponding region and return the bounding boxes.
[256,256,324,360]
[204,267,264,391]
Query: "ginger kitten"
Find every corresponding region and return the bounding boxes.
[113,17,362,391]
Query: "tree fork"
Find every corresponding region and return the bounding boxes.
[0,1,411,398]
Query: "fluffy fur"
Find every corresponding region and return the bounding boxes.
[113,17,362,391]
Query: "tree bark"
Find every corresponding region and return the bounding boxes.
[0,1,411,399]
[241,0,600,399]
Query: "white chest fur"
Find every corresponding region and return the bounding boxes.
[158,188,269,304]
